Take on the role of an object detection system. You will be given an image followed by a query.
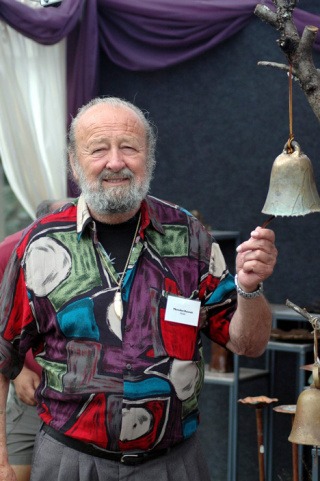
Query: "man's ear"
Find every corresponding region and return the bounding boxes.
[69,154,79,181]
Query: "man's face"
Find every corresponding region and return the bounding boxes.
[70,104,151,216]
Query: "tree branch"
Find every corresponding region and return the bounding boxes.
[257,61,294,74]
[254,4,278,28]
[254,1,320,122]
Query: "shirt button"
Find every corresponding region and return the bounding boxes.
[126,363,132,370]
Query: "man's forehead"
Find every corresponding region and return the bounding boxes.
[77,104,144,133]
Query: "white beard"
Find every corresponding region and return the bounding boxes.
[75,166,151,215]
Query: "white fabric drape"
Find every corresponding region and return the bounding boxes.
[0,19,67,220]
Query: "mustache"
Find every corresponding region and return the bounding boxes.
[98,168,134,182]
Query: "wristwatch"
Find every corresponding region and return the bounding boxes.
[234,274,263,299]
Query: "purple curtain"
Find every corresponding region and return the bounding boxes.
[2,0,319,114]
[66,0,99,124]
[1,0,319,115]
[97,0,258,71]
[0,0,83,44]
[1,0,319,194]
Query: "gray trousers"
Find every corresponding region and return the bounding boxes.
[30,429,212,481]
[6,382,41,465]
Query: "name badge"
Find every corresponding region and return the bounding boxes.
[164,295,200,327]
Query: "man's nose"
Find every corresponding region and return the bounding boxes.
[105,149,126,171]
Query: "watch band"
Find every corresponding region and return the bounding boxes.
[234,274,263,299]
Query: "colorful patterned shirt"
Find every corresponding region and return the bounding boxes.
[0,194,236,452]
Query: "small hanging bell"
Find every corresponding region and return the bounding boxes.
[288,384,320,446]
[262,141,320,217]
[287,302,320,446]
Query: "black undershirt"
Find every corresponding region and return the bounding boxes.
[95,214,140,274]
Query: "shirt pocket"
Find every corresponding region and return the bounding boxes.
[150,288,200,361]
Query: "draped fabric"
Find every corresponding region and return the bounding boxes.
[0,0,319,202]
[0,19,67,219]
[98,0,257,71]
[1,0,319,117]
[0,0,97,124]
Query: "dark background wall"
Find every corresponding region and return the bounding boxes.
[98,5,320,480]
[99,9,320,311]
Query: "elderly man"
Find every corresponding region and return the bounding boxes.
[0,97,277,481]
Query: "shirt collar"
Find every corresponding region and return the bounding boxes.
[76,194,92,236]
[76,194,165,238]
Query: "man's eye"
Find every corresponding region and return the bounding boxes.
[122,145,136,152]
[92,148,105,154]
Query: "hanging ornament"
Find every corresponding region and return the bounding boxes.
[111,214,141,321]
[113,291,124,320]
[262,140,320,217]
[287,300,320,447]
[261,64,320,227]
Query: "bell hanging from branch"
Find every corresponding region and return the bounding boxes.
[286,300,320,446]
[261,63,320,224]
[262,140,320,217]
[288,375,320,446]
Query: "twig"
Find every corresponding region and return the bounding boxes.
[286,299,320,331]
